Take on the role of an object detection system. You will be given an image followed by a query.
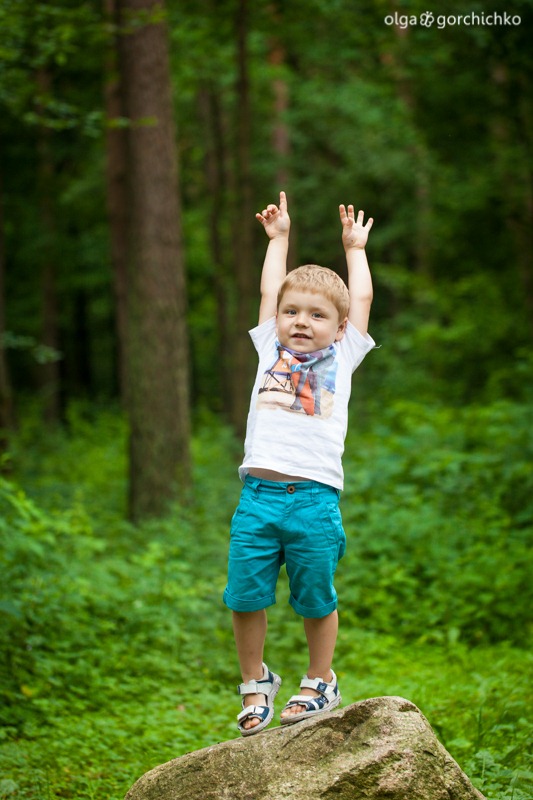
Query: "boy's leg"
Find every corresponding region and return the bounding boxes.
[232,609,269,730]
[280,610,338,719]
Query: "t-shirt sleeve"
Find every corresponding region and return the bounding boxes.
[249,316,277,358]
[343,322,376,373]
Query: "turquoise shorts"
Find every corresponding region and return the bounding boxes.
[223,474,346,619]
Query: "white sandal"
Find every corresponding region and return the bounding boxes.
[237,663,282,736]
[280,669,341,725]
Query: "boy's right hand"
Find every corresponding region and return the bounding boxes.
[256,190,290,239]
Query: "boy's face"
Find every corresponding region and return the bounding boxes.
[276,289,347,353]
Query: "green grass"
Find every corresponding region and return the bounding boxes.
[0,401,531,799]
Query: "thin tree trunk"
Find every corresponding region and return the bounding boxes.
[269,41,290,190]
[0,168,14,443]
[267,23,296,270]
[231,0,255,436]
[104,0,129,402]
[198,86,232,415]
[491,63,533,338]
[387,22,433,280]
[118,0,191,520]
[36,68,61,424]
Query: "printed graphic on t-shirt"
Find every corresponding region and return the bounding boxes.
[257,344,337,418]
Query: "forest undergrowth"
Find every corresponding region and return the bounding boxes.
[0,399,532,800]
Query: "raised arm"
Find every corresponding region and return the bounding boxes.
[256,191,290,324]
[339,204,374,336]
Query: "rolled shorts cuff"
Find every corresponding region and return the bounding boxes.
[223,588,276,613]
[289,594,338,619]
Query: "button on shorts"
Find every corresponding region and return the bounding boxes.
[223,475,346,619]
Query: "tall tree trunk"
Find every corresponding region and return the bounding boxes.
[198,86,232,416]
[269,40,290,190]
[0,168,14,446]
[231,0,255,436]
[104,0,129,402]
[491,63,533,338]
[386,22,433,280]
[36,69,61,424]
[267,21,296,270]
[118,0,191,521]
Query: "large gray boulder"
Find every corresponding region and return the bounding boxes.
[125,696,486,800]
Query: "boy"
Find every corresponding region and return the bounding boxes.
[223,191,375,735]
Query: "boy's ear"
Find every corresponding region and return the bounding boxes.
[335,317,348,342]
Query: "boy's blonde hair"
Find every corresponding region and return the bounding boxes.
[277,265,350,320]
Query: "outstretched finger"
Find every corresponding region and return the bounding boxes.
[356,210,374,230]
[340,204,357,225]
[279,190,287,214]
[339,204,350,225]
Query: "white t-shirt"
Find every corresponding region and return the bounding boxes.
[239,317,375,490]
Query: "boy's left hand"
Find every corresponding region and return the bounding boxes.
[339,204,373,250]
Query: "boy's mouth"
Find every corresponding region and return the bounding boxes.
[292,333,311,339]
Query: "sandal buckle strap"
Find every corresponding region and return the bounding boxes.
[299,676,337,696]
[238,676,274,696]
[237,704,270,723]
[299,678,330,694]
[238,664,277,696]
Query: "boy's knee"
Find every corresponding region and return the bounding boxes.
[289,594,338,619]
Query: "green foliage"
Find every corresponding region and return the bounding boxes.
[1,332,62,365]
[3,0,532,413]
[0,0,104,126]
[0,402,531,798]
[365,263,533,407]
[341,399,533,645]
